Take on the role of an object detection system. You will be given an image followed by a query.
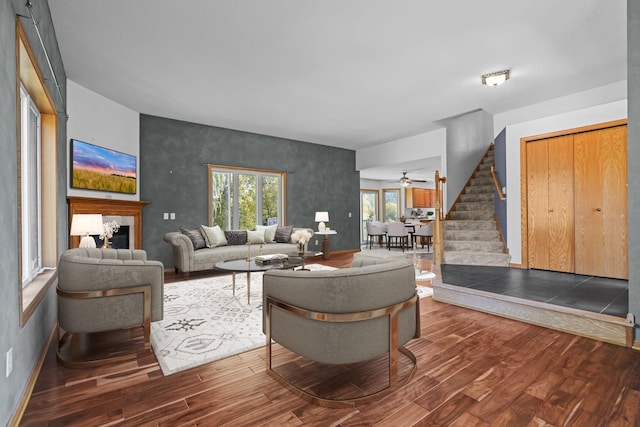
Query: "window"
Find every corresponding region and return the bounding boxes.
[17,19,58,325]
[208,165,285,229]
[20,85,42,288]
[382,188,400,222]
[360,189,379,243]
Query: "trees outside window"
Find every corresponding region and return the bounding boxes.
[383,189,400,223]
[209,166,284,229]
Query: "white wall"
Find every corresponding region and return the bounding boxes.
[66,80,140,200]
[496,81,627,265]
[356,127,447,206]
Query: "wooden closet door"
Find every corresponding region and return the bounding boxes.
[547,135,575,272]
[574,125,628,279]
[527,140,550,270]
[527,136,574,272]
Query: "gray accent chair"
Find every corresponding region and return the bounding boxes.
[57,248,164,366]
[262,255,420,407]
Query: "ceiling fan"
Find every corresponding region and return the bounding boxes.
[399,172,427,187]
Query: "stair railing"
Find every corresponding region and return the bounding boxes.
[490,166,506,201]
[433,170,447,265]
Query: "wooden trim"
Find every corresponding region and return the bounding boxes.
[520,138,529,269]
[207,165,287,226]
[520,119,628,143]
[490,165,506,201]
[67,197,149,249]
[519,119,628,272]
[17,18,59,327]
[433,283,634,347]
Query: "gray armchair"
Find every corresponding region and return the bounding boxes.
[57,248,164,366]
[263,256,420,407]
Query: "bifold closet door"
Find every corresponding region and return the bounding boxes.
[574,125,628,279]
[526,136,574,272]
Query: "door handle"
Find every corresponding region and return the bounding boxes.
[596,208,602,212]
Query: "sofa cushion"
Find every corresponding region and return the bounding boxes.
[224,230,247,245]
[275,225,294,243]
[247,229,266,244]
[200,225,227,248]
[256,224,278,243]
[179,227,206,250]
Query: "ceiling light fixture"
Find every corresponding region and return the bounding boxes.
[482,70,510,87]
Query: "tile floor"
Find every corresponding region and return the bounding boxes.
[439,264,629,318]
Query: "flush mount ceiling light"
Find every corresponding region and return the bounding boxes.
[482,70,510,87]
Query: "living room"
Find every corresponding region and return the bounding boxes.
[2,1,640,425]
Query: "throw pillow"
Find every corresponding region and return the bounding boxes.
[247,229,266,244]
[274,225,294,243]
[256,224,278,243]
[200,224,227,248]
[224,230,248,246]
[179,227,206,250]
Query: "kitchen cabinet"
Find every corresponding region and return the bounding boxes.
[405,188,434,208]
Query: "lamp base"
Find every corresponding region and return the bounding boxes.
[79,235,96,248]
[318,222,326,232]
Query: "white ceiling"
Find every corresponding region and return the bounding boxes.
[49,1,626,182]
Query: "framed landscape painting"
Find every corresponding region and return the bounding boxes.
[70,139,137,194]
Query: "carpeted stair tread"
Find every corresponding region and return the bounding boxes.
[444,229,501,241]
[442,144,507,267]
[444,251,510,267]
[443,220,496,230]
[444,240,505,252]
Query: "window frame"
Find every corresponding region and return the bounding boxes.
[17,18,59,326]
[207,165,286,229]
[382,188,401,223]
[360,189,380,243]
[20,83,43,288]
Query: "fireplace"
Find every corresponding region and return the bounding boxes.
[93,225,131,249]
[67,197,149,249]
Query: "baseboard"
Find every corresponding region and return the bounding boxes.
[8,323,56,426]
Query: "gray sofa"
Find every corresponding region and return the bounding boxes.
[164,227,314,278]
[262,255,420,406]
[57,248,164,365]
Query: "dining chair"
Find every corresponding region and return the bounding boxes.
[413,222,433,251]
[366,221,387,249]
[387,222,410,251]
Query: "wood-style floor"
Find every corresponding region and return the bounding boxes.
[20,254,640,426]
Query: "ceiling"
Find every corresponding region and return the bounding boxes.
[48,1,626,182]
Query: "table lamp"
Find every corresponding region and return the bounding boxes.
[315,211,329,232]
[70,214,103,248]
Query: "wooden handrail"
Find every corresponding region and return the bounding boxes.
[490,165,506,201]
[433,170,446,265]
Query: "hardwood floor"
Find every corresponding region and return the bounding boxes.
[20,254,640,426]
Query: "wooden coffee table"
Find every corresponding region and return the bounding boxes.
[214,257,302,304]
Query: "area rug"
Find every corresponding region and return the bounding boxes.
[151,264,335,376]
[151,263,433,376]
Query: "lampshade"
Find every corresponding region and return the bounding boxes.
[315,211,329,232]
[70,214,103,248]
[481,70,510,87]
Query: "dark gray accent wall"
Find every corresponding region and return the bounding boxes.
[1,1,67,423]
[628,0,639,338]
[493,128,507,243]
[140,114,361,268]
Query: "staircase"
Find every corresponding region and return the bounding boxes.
[443,145,510,267]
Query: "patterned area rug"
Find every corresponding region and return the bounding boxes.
[151,264,334,375]
[151,263,433,376]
